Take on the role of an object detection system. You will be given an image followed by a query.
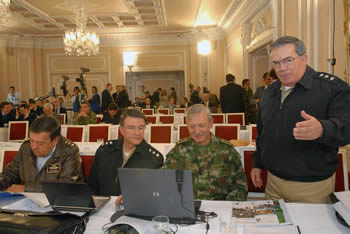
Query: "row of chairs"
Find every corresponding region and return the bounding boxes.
[0,147,348,194]
[6,121,258,143]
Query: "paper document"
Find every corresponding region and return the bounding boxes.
[237,225,300,234]
[2,197,52,213]
[21,192,50,207]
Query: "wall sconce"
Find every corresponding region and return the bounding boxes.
[197,40,211,55]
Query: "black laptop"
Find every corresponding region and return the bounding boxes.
[41,182,110,213]
[118,168,197,224]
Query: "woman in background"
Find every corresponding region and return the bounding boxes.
[160,89,169,107]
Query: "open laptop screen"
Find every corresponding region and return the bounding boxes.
[118,168,195,221]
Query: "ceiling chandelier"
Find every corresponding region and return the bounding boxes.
[63,7,100,56]
[0,0,11,28]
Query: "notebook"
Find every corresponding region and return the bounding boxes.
[41,182,110,213]
[118,168,197,224]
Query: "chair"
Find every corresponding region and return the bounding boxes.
[242,149,268,195]
[183,116,187,124]
[249,124,258,142]
[146,116,157,124]
[335,149,349,192]
[88,124,111,142]
[158,108,169,115]
[174,108,186,114]
[59,113,66,125]
[8,121,29,142]
[213,124,240,141]
[211,114,225,124]
[65,125,86,142]
[80,155,95,181]
[178,124,189,140]
[226,113,245,125]
[149,124,173,143]
[96,114,103,123]
[0,147,19,172]
[158,115,175,124]
[142,109,154,115]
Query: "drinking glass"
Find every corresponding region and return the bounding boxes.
[152,216,169,234]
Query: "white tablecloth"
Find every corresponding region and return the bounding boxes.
[85,199,350,234]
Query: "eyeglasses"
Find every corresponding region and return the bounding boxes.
[272,56,300,68]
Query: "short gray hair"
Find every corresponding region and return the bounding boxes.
[267,36,306,56]
[186,104,212,122]
[43,103,53,110]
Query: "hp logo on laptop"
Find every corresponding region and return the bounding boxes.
[153,192,160,197]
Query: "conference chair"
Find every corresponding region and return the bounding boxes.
[213,124,240,141]
[59,113,66,125]
[8,121,29,142]
[0,147,19,172]
[149,124,173,143]
[174,108,186,114]
[142,109,154,115]
[249,124,258,142]
[146,115,157,124]
[87,124,111,142]
[157,108,169,115]
[177,124,190,141]
[211,114,225,124]
[80,154,95,181]
[158,115,175,124]
[226,113,245,125]
[65,125,86,142]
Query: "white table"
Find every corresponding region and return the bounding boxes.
[85,199,350,234]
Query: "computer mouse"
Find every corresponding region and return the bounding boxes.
[110,209,125,223]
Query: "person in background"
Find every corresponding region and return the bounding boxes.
[88,86,101,114]
[242,79,257,124]
[41,103,61,123]
[159,89,169,107]
[0,116,84,192]
[7,86,21,106]
[36,99,44,109]
[101,103,121,125]
[101,83,113,113]
[202,91,220,113]
[88,108,163,196]
[0,102,16,127]
[132,97,142,108]
[166,96,176,114]
[112,85,120,104]
[29,99,44,116]
[269,68,278,82]
[251,36,350,203]
[58,97,67,109]
[254,72,272,104]
[190,90,202,105]
[73,101,96,125]
[163,104,248,201]
[180,96,190,109]
[170,87,177,104]
[151,88,161,108]
[72,86,85,116]
[53,98,67,115]
[142,97,155,112]
[16,103,37,126]
[116,85,129,110]
[220,74,245,113]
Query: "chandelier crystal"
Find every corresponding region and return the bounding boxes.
[63,8,100,56]
[0,0,11,28]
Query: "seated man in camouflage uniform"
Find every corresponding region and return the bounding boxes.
[0,116,84,192]
[73,101,97,125]
[163,104,248,201]
[88,108,164,196]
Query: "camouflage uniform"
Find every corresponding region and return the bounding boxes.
[163,134,248,201]
[243,88,257,124]
[73,111,96,125]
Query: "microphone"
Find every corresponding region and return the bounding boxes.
[176,169,184,194]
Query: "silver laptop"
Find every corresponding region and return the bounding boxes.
[41,182,110,213]
[118,168,196,224]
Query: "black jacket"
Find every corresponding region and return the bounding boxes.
[101,89,113,112]
[101,110,121,125]
[116,90,129,109]
[88,138,164,196]
[18,112,37,126]
[253,66,350,182]
[220,83,245,113]
[0,112,15,127]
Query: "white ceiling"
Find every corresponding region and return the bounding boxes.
[0,0,235,38]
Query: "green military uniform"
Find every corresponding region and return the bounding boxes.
[0,136,84,192]
[73,111,96,125]
[163,134,248,201]
[243,88,257,124]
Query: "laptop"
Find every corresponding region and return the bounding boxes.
[118,168,197,224]
[41,182,110,213]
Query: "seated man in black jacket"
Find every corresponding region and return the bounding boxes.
[17,104,37,126]
[88,108,164,196]
[101,103,121,125]
[0,102,16,127]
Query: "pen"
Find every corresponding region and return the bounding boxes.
[297,225,301,234]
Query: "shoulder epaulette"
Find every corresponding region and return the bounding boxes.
[316,72,336,81]
[176,137,191,145]
[100,140,115,147]
[146,145,162,159]
[216,137,233,146]
[64,139,76,148]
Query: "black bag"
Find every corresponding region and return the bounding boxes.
[0,208,88,234]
